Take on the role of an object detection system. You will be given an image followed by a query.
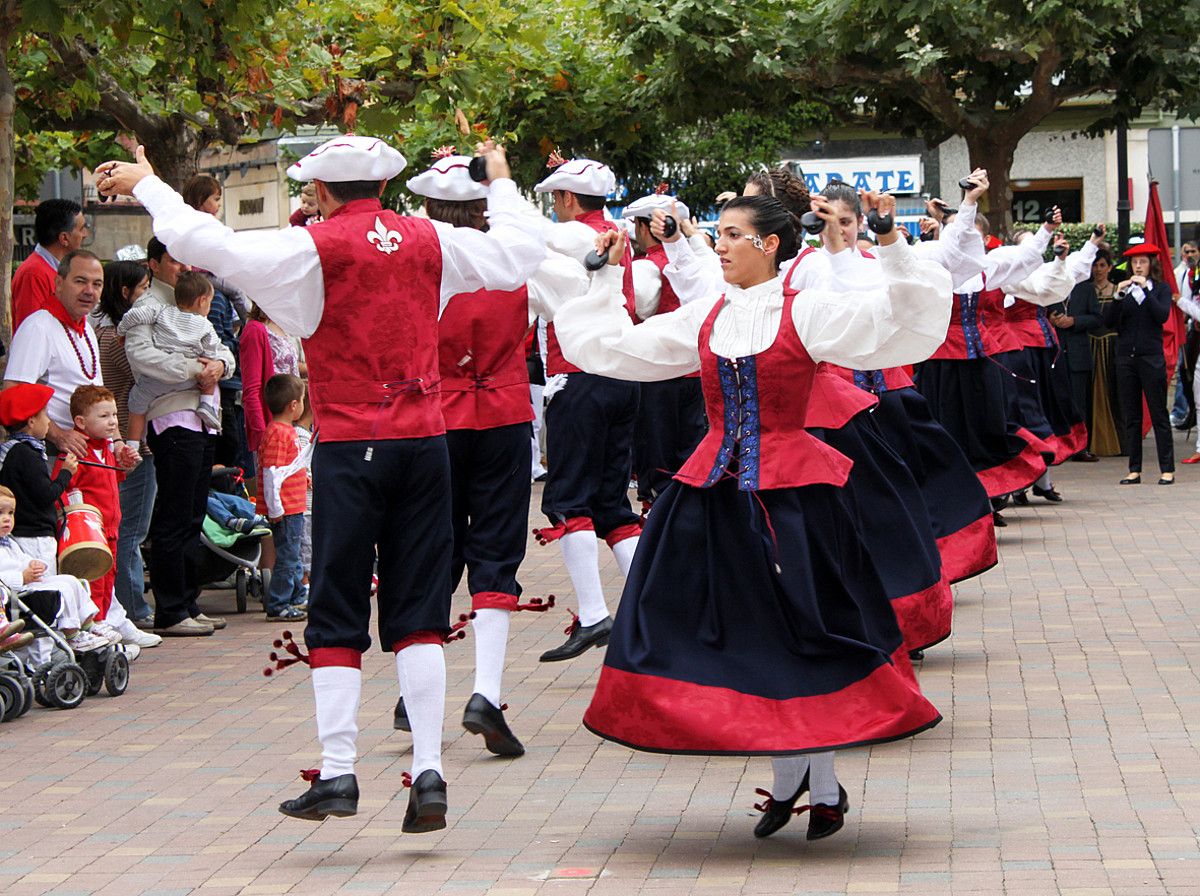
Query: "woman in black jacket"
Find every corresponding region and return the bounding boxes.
[1102,244,1176,484]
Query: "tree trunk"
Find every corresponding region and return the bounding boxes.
[963,128,1019,241]
[0,20,16,347]
[142,120,205,191]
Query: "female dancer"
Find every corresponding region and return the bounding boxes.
[553,193,946,842]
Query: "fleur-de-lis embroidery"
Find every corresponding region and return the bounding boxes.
[366,216,402,254]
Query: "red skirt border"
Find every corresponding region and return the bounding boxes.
[583,652,942,757]
[936,512,998,584]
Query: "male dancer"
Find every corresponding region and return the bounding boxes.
[532,157,642,661]
[622,189,707,507]
[97,136,546,832]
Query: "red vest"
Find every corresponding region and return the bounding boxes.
[1002,298,1058,350]
[782,247,885,427]
[545,210,636,376]
[675,291,853,491]
[438,286,533,431]
[640,244,701,380]
[641,244,681,314]
[305,200,445,441]
[930,277,1013,360]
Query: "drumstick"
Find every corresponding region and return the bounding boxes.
[74,459,128,472]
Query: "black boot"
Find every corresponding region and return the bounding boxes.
[462,693,525,757]
[806,785,849,840]
[278,772,358,821]
[402,769,448,833]
[753,769,810,838]
[393,696,410,731]
[539,616,612,662]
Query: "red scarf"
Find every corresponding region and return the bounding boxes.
[47,299,86,335]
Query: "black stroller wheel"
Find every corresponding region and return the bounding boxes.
[0,675,16,721]
[236,568,248,614]
[46,663,87,709]
[33,680,51,708]
[104,650,130,697]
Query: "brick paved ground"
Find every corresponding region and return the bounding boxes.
[3,432,1200,895]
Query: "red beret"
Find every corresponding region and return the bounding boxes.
[0,383,54,427]
[1123,242,1161,257]
[985,235,1003,251]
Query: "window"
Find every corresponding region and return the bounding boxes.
[1011,178,1083,223]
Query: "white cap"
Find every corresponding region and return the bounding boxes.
[621,193,690,223]
[405,155,488,201]
[534,158,616,197]
[286,134,407,183]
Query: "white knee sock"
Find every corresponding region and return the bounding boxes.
[771,756,810,799]
[313,666,360,778]
[808,752,839,806]
[471,608,509,708]
[611,536,639,578]
[560,530,609,626]
[1036,470,1052,490]
[396,643,445,778]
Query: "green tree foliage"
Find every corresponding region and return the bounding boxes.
[603,0,1200,234]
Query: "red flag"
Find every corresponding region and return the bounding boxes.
[1140,181,1184,434]
[1146,180,1183,360]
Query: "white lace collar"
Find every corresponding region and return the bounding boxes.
[722,276,783,306]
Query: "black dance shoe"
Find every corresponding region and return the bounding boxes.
[1011,490,1030,506]
[992,511,1008,528]
[402,769,448,833]
[393,696,411,731]
[1119,474,1142,485]
[278,772,358,821]
[1070,450,1099,463]
[806,785,850,841]
[752,769,810,838]
[1031,485,1063,503]
[462,693,525,757]
[539,616,612,662]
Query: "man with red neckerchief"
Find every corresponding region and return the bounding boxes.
[5,250,107,461]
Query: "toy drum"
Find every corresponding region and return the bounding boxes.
[58,503,113,582]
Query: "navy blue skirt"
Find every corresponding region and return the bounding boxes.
[1004,347,1088,465]
[809,409,953,651]
[870,388,996,584]
[583,476,942,756]
[915,357,1049,497]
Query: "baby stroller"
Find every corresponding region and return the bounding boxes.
[197,467,272,614]
[0,583,128,719]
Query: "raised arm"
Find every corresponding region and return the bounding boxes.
[524,255,590,323]
[132,176,324,337]
[795,238,952,369]
[631,258,663,320]
[662,233,723,305]
[554,255,706,382]
[982,224,1053,292]
[434,179,548,305]
[912,199,987,289]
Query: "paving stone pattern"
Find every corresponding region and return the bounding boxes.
[3,439,1200,894]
